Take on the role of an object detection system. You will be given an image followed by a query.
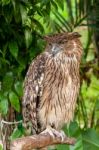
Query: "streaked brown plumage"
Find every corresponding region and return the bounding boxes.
[22,32,83,135]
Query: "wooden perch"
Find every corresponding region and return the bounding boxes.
[10,132,76,150]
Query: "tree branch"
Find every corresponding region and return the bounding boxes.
[10,132,76,150]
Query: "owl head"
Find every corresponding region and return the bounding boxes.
[44,32,82,59]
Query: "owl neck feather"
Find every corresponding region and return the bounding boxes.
[53,52,80,76]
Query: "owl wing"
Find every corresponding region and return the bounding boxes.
[22,53,46,133]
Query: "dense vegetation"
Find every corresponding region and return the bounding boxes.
[0,0,99,150]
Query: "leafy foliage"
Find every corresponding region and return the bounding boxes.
[10,127,23,141]
[0,0,99,149]
[56,122,99,150]
[0,145,3,150]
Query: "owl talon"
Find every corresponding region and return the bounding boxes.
[53,130,66,141]
[40,128,55,138]
[40,128,66,141]
[60,130,66,142]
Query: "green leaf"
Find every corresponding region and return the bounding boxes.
[53,11,72,31]
[86,75,99,99]
[68,122,83,150]
[51,1,58,10]
[81,80,87,99]
[2,72,13,91]
[33,19,44,33]
[2,4,13,23]
[0,144,3,150]
[9,91,20,112]
[14,81,23,97]
[2,0,10,6]
[24,28,32,48]
[46,2,51,14]
[83,128,99,150]
[95,99,99,111]
[9,41,18,58]
[20,5,27,25]
[57,122,83,150]
[0,98,8,115]
[51,1,58,11]
[10,128,23,140]
[56,0,64,10]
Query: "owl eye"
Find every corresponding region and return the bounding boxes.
[49,43,52,46]
[58,40,67,44]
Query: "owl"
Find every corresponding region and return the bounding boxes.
[22,32,83,139]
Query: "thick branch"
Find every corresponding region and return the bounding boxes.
[10,132,76,150]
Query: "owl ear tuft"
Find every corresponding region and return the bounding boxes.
[43,36,50,42]
[73,32,81,38]
[43,36,52,43]
[43,36,49,40]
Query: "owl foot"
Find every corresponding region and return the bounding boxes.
[40,127,66,142]
[60,130,66,141]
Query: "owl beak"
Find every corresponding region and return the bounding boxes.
[51,44,62,56]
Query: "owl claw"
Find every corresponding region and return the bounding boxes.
[40,128,55,138]
[60,130,66,142]
[40,127,66,141]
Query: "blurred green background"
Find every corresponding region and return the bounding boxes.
[0,0,99,150]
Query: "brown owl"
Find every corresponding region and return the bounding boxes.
[22,32,83,139]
